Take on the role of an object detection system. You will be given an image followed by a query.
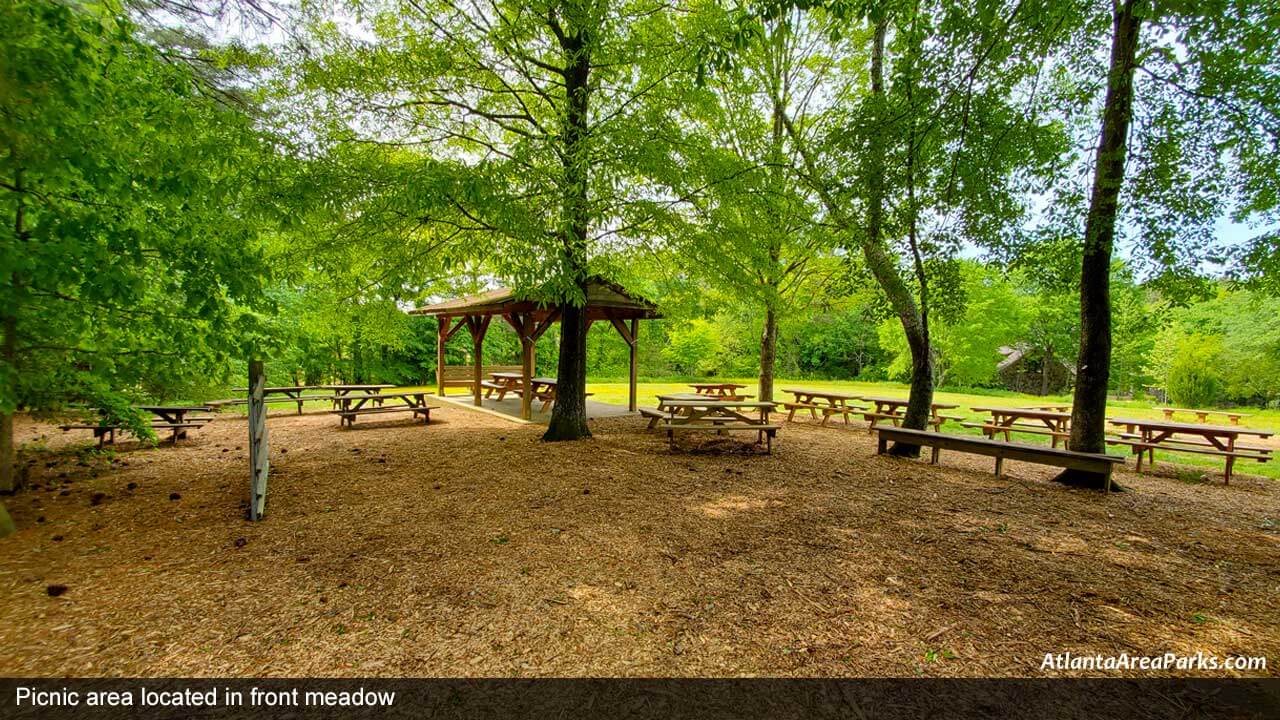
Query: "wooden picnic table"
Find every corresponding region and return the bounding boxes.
[1018,404,1071,412]
[860,396,961,432]
[136,405,211,425]
[485,372,525,400]
[1107,417,1273,484]
[689,382,750,400]
[968,406,1073,448]
[331,391,437,427]
[1154,407,1250,426]
[62,405,214,447]
[229,385,334,414]
[779,387,868,426]
[655,397,779,453]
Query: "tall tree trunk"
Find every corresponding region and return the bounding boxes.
[2,166,24,495]
[867,13,931,456]
[1040,347,1052,396]
[0,499,13,538]
[778,14,931,457]
[898,27,934,451]
[1057,0,1141,491]
[545,20,593,442]
[759,304,777,403]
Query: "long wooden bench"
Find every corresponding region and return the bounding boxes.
[875,426,1125,491]
[439,365,521,392]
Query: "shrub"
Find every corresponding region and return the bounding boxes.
[1166,334,1224,407]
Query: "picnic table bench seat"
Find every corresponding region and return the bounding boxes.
[862,412,953,431]
[876,426,1125,490]
[639,407,665,429]
[659,421,781,452]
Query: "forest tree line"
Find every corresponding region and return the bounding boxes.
[265,260,1280,410]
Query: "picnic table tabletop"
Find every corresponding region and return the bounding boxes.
[972,406,1072,420]
[322,384,395,391]
[657,393,709,403]
[971,406,1072,447]
[689,382,747,390]
[781,387,863,401]
[136,405,211,413]
[658,398,777,432]
[232,385,324,393]
[1018,404,1072,412]
[333,390,432,412]
[659,397,776,409]
[1108,417,1273,438]
[491,372,524,380]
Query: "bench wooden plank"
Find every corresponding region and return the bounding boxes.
[660,417,778,427]
[876,426,1123,488]
[659,422,780,453]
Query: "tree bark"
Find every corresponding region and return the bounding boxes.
[0,499,13,538]
[1040,347,1052,396]
[867,14,931,456]
[897,33,934,452]
[2,166,24,494]
[545,298,591,441]
[759,304,777,403]
[1057,0,1141,491]
[544,17,593,442]
[777,13,932,457]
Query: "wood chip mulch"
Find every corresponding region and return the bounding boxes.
[1,407,1277,677]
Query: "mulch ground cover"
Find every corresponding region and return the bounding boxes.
[1,405,1276,677]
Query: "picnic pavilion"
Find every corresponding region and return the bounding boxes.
[410,278,660,421]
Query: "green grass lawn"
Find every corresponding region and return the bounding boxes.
[584,377,1280,481]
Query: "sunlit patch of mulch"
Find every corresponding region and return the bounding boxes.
[0,407,1277,677]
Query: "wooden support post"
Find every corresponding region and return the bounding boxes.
[628,318,638,412]
[436,316,447,396]
[248,360,269,521]
[468,316,491,407]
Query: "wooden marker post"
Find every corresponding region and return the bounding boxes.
[248,360,269,521]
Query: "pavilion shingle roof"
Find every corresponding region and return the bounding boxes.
[409,277,659,320]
